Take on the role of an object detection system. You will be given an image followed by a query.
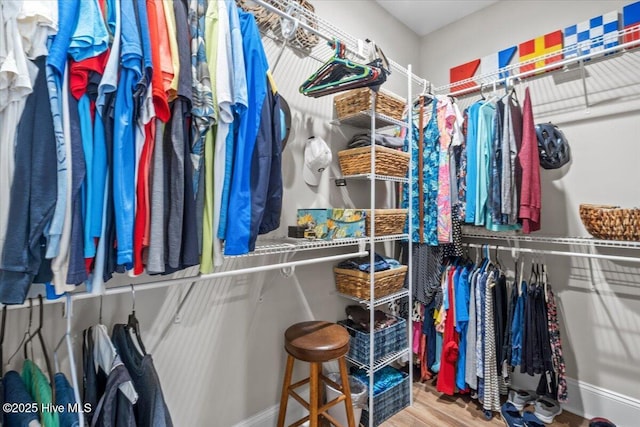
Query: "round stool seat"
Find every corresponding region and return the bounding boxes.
[284,321,350,363]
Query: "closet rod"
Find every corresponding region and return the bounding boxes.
[1,250,369,311]
[251,0,427,86]
[445,36,640,97]
[464,243,640,264]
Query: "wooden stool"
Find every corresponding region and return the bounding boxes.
[277,321,356,427]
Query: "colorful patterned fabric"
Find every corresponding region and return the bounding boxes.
[456,108,468,218]
[436,97,455,243]
[189,0,216,195]
[402,101,440,245]
[545,283,568,403]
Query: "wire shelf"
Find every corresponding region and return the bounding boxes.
[346,348,410,374]
[330,111,408,130]
[338,288,409,309]
[225,237,366,258]
[340,173,408,183]
[462,230,640,250]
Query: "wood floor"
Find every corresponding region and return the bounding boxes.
[380,378,589,427]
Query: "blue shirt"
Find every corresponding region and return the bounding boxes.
[68,0,109,61]
[476,102,495,226]
[224,11,268,255]
[464,102,481,224]
[45,0,81,258]
[218,0,249,241]
[113,0,143,267]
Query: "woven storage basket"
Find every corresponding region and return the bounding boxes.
[338,315,407,364]
[338,145,410,178]
[334,88,405,121]
[364,209,408,236]
[334,265,407,300]
[579,204,640,241]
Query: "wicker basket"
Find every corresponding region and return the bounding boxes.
[338,145,410,178]
[334,88,405,121]
[364,209,408,236]
[579,204,640,241]
[334,265,407,300]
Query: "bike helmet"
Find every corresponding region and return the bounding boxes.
[535,122,571,169]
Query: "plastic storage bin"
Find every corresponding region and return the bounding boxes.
[338,315,407,365]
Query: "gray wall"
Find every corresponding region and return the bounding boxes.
[420,0,640,421]
[2,2,422,427]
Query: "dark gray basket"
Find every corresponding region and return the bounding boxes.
[338,316,407,365]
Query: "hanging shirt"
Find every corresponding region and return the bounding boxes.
[146,0,170,122]
[112,324,174,427]
[474,102,495,226]
[189,0,216,199]
[16,0,58,60]
[224,10,269,256]
[464,102,481,223]
[500,93,521,223]
[518,87,541,233]
[4,371,41,427]
[436,96,455,243]
[112,0,143,268]
[162,0,180,101]
[0,1,38,264]
[0,57,57,304]
[45,0,81,260]
[23,360,59,426]
[217,0,249,245]
[201,0,225,273]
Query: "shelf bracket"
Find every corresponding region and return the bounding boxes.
[579,55,590,113]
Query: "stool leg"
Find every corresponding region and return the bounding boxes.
[317,362,325,415]
[277,355,295,427]
[309,362,320,427]
[338,357,355,427]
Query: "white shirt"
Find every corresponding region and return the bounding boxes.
[213,0,234,267]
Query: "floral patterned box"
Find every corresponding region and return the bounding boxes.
[296,209,366,240]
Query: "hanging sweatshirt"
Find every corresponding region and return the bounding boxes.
[518,88,541,233]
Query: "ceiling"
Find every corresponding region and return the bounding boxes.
[375,0,499,36]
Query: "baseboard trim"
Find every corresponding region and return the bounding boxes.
[563,378,640,427]
[512,374,640,427]
[232,404,280,427]
[233,403,310,427]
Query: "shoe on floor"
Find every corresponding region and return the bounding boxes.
[508,389,538,411]
[522,411,545,427]
[533,396,562,424]
[500,402,525,427]
[589,417,616,427]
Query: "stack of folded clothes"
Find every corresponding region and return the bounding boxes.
[345,305,397,332]
[347,131,404,149]
[336,253,402,273]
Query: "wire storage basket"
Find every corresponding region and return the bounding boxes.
[579,204,640,241]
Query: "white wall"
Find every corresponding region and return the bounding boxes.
[2,2,422,427]
[420,1,640,424]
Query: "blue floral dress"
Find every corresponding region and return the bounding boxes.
[403,101,440,245]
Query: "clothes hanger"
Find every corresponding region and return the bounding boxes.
[299,39,377,97]
[53,295,85,427]
[494,244,502,270]
[127,284,146,356]
[7,298,33,369]
[23,295,55,405]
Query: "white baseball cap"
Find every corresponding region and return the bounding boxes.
[303,136,332,186]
